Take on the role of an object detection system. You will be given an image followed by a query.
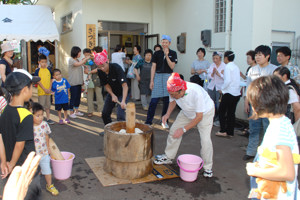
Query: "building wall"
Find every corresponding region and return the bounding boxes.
[53,0,83,76]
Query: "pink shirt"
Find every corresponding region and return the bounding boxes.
[207,62,226,91]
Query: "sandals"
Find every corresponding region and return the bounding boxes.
[215,132,233,138]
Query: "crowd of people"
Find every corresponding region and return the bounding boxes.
[0,35,299,199]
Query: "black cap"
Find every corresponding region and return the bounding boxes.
[4,69,40,93]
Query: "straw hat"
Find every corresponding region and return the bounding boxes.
[1,42,14,54]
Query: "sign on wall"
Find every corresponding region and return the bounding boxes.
[86,24,96,49]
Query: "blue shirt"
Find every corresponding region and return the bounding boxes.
[51,78,70,104]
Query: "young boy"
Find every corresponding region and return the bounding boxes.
[0,69,42,199]
[243,45,278,160]
[246,76,299,199]
[51,69,71,124]
[32,103,59,196]
[34,54,54,124]
[134,49,153,111]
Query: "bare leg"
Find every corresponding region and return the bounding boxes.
[45,174,52,186]
[58,111,62,121]
[45,108,50,120]
[64,110,68,120]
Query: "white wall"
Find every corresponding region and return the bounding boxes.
[53,0,83,76]
[163,0,216,80]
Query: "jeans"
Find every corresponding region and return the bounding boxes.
[145,96,169,125]
[69,85,82,111]
[246,106,269,156]
[207,87,220,121]
[102,94,128,125]
[219,93,240,136]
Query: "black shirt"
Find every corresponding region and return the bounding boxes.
[0,105,35,166]
[98,63,127,97]
[152,49,178,73]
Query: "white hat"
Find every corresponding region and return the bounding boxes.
[1,42,14,54]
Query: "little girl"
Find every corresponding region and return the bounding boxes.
[32,103,59,196]
[246,76,299,199]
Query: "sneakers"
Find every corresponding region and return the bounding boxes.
[154,154,172,165]
[69,113,77,119]
[213,121,220,127]
[75,112,84,116]
[46,184,59,196]
[47,119,55,125]
[59,120,64,125]
[65,118,71,124]
[203,169,213,178]
[142,106,149,111]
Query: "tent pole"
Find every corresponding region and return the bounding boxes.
[27,41,31,73]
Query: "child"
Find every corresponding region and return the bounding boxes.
[134,49,153,111]
[0,69,41,199]
[0,87,7,115]
[51,69,71,124]
[34,54,54,125]
[83,48,103,117]
[32,102,59,196]
[246,76,299,199]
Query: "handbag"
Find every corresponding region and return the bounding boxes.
[86,79,94,89]
[126,64,136,79]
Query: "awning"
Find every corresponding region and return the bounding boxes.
[0,5,59,42]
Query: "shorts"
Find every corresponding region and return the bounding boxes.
[55,103,69,111]
[39,155,52,175]
[38,95,51,109]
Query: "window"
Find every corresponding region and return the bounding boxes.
[61,12,73,34]
[215,0,233,33]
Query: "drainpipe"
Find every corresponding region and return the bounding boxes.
[225,0,232,50]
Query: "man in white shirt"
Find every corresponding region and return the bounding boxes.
[243,45,277,160]
[154,73,215,178]
[216,51,241,137]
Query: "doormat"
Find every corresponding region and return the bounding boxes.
[85,157,179,187]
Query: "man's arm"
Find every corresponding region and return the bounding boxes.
[150,63,156,90]
[162,100,176,124]
[173,112,203,139]
[8,141,25,173]
[120,82,128,109]
[0,134,8,178]
[292,102,300,122]
[165,55,176,70]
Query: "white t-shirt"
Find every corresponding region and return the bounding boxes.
[221,62,241,96]
[111,52,126,71]
[285,80,299,104]
[246,63,277,87]
[256,116,299,199]
[170,82,214,119]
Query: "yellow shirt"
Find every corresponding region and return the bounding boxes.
[37,67,51,96]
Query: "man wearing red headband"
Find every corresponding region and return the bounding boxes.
[90,49,128,128]
[154,73,215,178]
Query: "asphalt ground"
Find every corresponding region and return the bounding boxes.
[0,88,287,200]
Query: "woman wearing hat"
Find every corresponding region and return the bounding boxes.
[0,42,14,85]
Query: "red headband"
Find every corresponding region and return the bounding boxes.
[167,72,187,92]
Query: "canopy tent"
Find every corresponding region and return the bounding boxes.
[0,5,59,42]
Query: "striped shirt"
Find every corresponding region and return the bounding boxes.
[0,96,7,115]
[256,116,299,199]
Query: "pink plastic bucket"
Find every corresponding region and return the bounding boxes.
[50,152,75,180]
[177,154,203,182]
